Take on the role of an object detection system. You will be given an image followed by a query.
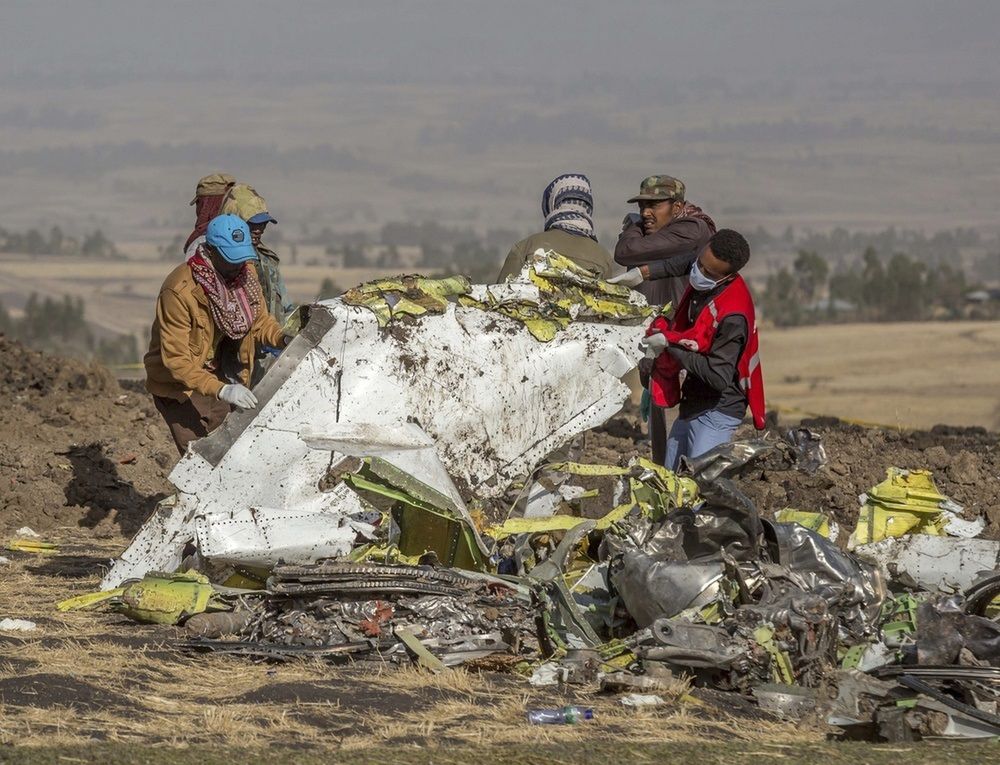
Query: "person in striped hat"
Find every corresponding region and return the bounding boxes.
[496,173,612,280]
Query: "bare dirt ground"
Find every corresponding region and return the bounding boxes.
[0,337,173,535]
[1,338,999,761]
[761,321,1000,431]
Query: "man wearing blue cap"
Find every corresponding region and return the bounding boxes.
[221,183,295,385]
[221,183,294,327]
[145,214,289,454]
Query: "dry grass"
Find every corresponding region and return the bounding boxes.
[761,321,1000,430]
[0,527,828,751]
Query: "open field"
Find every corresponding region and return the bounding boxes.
[761,321,1000,431]
[3,74,1000,245]
[0,255,400,339]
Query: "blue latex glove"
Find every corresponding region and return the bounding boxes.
[640,388,651,423]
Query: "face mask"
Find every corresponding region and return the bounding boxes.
[689,260,720,292]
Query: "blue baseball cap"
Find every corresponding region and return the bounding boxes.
[205,214,258,264]
[247,211,278,225]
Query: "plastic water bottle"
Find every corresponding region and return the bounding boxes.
[526,706,594,725]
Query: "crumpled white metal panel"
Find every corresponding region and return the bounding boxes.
[854,535,1000,592]
[103,290,645,589]
[195,484,374,567]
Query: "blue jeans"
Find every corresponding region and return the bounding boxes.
[664,409,744,471]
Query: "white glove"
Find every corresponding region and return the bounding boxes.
[607,268,645,288]
[639,332,669,360]
[218,384,258,410]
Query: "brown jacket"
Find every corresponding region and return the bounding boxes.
[497,229,613,281]
[614,216,714,307]
[144,263,285,401]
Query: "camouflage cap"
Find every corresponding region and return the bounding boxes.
[189,173,236,205]
[221,183,277,225]
[627,175,685,203]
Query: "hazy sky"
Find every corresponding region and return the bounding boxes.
[2,1,999,239]
[2,0,998,88]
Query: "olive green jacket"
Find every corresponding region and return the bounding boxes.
[497,229,613,282]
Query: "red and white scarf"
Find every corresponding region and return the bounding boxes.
[187,248,262,339]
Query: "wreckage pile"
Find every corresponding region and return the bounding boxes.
[37,252,1000,741]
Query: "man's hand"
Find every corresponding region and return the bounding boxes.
[219,383,258,410]
[639,331,668,360]
[621,213,642,230]
[608,268,645,288]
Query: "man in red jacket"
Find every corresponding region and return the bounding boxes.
[639,229,765,470]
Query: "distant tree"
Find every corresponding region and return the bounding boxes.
[159,233,186,260]
[81,229,120,259]
[341,244,368,268]
[24,228,45,254]
[317,277,343,300]
[792,250,829,302]
[859,248,887,312]
[760,268,804,327]
[884,252,927,321]
[48,225,64,254]
[377,245,400,268]
[449,241,503,284]
[828,268,863,307]
[925,262,969,317]
[95,333,140,365]
[973,251,1000,283]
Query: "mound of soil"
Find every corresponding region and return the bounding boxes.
[584,406,1000,538]
[736,419,1000,537]
[0,336,174,535]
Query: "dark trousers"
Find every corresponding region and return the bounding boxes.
[648,404,682,467]
[153,392,232,455]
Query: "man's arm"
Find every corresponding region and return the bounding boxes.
[274,266,295,318]
[614,218,707,267]
[253,307,288,349]
[666,315,747,392]
[645,249,698,280]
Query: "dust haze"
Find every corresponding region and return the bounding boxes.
[1,0,999,247]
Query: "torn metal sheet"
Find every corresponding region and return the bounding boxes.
[849,467,984,548]
[463,250,651,342]
[853,535,1000,593]
[680,440,775,483]
[104,260,646,588]
[764,520,885,634]
[914,596,1000,665]
[773,509,838,542]
[613,553,725,627]
[752,683,817,719]
[784,428,827,474]
[194,484,374,568]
